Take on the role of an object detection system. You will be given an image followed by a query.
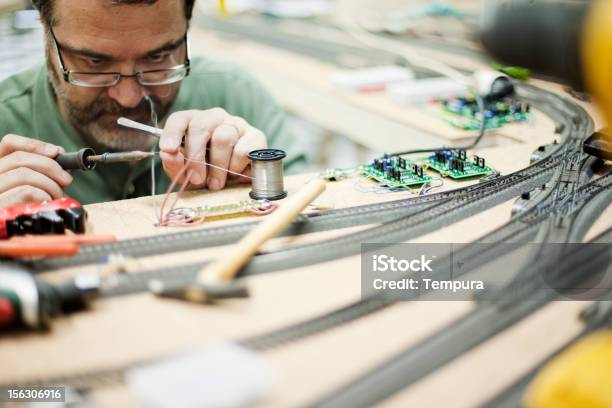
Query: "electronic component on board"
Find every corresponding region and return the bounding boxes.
[361,156,432,189]
[319,156,433,191]
[421,150,495,180]
[439,96,531,131]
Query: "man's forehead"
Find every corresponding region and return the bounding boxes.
[53,0,186,58]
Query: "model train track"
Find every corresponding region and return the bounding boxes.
[299,151,603,405]
[307,181,611,408]
[10,154,608,393]
[10,217,609,393]
[310,228,611,408]
[238,169,612,351]
[30,196,446,271]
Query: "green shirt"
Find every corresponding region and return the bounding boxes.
[0,58,306,204]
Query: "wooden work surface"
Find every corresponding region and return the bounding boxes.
[2,12,611,407]
[2,119,611,407]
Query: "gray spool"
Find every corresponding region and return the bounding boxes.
[248,149,287,201]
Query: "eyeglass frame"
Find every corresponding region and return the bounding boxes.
[49,26,191,88]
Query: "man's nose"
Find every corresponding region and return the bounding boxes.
[107,76,144,109]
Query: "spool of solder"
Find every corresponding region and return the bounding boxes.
[248,149,287,201]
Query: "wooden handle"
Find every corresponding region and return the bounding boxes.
[198,179,326,282]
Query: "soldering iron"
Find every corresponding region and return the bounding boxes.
[55,148,154,171]
[54,117,169,171]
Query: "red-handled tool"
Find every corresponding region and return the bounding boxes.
[0,234,116,258]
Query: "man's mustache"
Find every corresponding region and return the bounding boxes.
[77,96,163,124]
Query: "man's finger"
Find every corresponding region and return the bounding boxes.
[184,117,215,186]
[160,150,188,184]
[0,167,64,199]
[160,111,197,154]
[184,109,234,185]
[0,134,64,159]
[0,186,52,207]
[228,128,267,184]
[0,151,73,187]
[206,121,245,190]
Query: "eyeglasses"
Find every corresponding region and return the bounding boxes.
[49,27,191,88]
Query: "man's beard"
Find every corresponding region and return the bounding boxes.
[47,62,175,151]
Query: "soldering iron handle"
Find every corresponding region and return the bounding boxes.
[56,148,97,171]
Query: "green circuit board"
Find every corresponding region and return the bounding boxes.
[420,150,495,180]
[440,96,531,131]
[361,156,432,189]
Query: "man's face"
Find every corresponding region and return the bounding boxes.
[47,0,187,151]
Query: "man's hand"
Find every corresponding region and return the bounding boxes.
[0,135,73,207]
[159,109,267,190]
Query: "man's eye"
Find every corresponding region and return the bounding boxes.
[81,58,105,67]
[148,53,167,63]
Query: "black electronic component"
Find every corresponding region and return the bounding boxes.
[458,150,467,161]
[449,159,465,173]
[473,156,486,169]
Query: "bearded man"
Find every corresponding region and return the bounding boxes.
[0,0,305,205]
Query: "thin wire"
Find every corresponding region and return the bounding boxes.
[116,116,256,181]
[157,145,258,227]
[182,156,254,180]
[144,95,161,224]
